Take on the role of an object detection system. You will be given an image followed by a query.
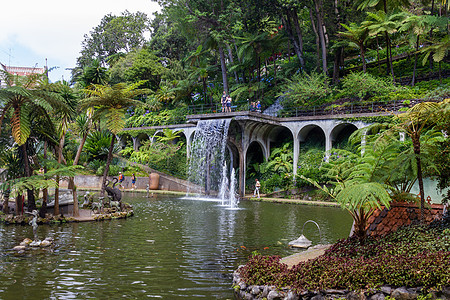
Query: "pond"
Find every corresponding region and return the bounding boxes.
[0,193,352,299]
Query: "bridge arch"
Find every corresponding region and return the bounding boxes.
[330,123,358,149]
[298,124,326,149]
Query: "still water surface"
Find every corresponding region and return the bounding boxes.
[0,193,352,299]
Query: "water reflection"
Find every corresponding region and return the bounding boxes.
[0,193,352,299]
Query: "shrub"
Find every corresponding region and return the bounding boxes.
[340,72,396,101]
[238,224,450,293]
[282,72,333,107]
[96,164,121,176]
[296,148,326,186]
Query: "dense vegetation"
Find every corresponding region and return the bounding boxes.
[238,220,450,293]
[0,0,449,217]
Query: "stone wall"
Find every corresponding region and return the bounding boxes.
[58,174,193,192]
[232,267,450,300]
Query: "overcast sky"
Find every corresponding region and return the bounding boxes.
[0,0,161,82]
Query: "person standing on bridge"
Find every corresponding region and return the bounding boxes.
[226,94,232,112]
[221,91,227,112]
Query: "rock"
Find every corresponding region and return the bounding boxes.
[251,286,261,295]
[326,289,346,295]
[370,293,386,300]
[310,294,324,300]
[243,293,253,300]
[13,245,27,251]
[21,238,33,245]
[40,240,52,247]
[440,287,450,299]
[391,287,417,300]
[284,290,298,300]
[261,286,271,298]
[380,286,392,295]
[267,290,281,300]
[346,291,365,300]
[239,282,247,290]
[29,240,41,247]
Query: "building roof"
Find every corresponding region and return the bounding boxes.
[1,63,45,76]
[366,201,444,237]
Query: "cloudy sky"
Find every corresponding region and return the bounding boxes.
[0,0,161,82]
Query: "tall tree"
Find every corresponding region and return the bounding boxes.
[76,10,150,69]
[0,71,68,211]
[80,82,148,197]
[339,23,370,72]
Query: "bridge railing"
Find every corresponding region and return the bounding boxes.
[187,99,425,118]
[187,100,252,115]
[277,100,421,118]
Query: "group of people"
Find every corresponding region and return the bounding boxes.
[221,91,233,112]
[250,101,261,113]
[118,172,137,190]
[220,91,263,114]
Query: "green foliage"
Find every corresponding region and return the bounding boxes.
[296,148,326,186]
[109,48,166,90]
[76,10,150,68]
[96,164,121,176]
[84,130,118,161]
[340,72,396,101]
[239,224,450,293]
[282,72,333,107]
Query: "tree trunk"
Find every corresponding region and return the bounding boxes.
[332,47,343,84]
[411,36,419,86]
[40,140,48,218]
[21,143,36,212]
[412,133,425,222]
[226,44,239,83]
[100,134,116,197]
[385,33,395,82]
[283,10,305,69]
[69,130,89,217]
[15,194,23,215]
[315,0,328,75]
[361,47,367,73]
[54,135,65,215]
[3,189,10,214]
[218,45,229,93]
[309,8,321,71]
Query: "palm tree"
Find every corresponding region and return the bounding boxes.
[363,10,405,81]
[338,23,371,72]
[395,100,446,221]
[301,140,394,240]
[0,71,68,211]
[80,81,148,197]
[399,14,442,86]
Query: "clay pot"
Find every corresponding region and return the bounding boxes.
[149,173,160,190]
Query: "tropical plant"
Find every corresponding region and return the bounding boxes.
[301,139,395,239]
[267,143,293,174]
[0,71,69,211]
[282,72,333,107]
[338,23,370,72]
[80,81,148,196]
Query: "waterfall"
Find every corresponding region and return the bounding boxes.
[218,163,229,206]
[228,168,238,209]
[187,119,231,196]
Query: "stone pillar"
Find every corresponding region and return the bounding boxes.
[325,132,332,161]
[293,135,300,175]
[132,137,139,152]
[239,149,246,197]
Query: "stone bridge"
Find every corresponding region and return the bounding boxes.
[120,110,390,196]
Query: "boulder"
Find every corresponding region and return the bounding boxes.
[391,287,417,300]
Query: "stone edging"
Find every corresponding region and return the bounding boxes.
[232,266,450,300]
